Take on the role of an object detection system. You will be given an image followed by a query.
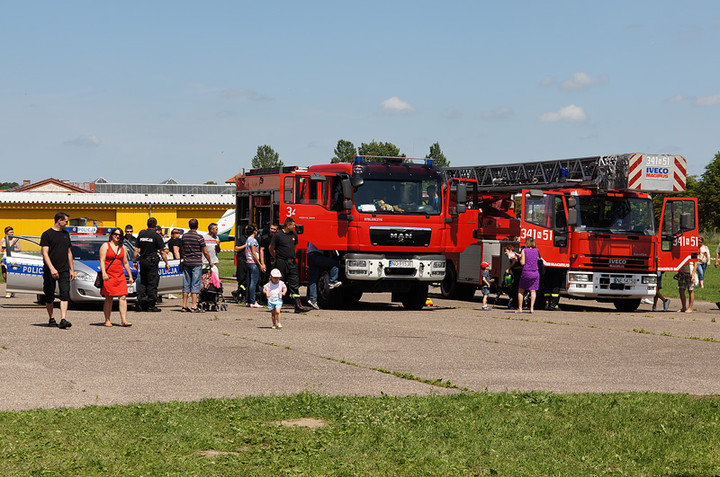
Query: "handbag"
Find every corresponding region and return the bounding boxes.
[94,245,121,288]
[537,253,546,276]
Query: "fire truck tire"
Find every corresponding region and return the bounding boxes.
[401,283,429,310]
[613,298,641,312]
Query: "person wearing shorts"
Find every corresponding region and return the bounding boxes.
[263,268,287,329]
[40,212,75,329]
[180,218,211,313]
[480,261,492,310]
[677,260,697,313]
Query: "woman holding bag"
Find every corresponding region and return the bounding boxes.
[99,227,134,327]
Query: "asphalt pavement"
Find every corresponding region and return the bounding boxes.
[2,287,720,411]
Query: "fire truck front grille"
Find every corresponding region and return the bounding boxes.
[369,227,431,247]
[587,256,648,268]
[384,267,416,276]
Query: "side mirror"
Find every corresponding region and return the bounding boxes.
[350,176,364,188]
[567,209,578,227]
[341,178,353,199]
[456,182,467,203]
[566,196,577,226]
[343,199,352,211]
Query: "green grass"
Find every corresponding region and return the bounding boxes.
[1,393,719,475]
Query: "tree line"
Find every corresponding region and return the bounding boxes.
[251,140,449,169]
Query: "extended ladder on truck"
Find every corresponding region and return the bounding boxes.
[444,153,687,194]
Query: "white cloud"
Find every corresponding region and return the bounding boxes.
[695,94,720,106]
[379,96,416,113]
[559,72,608,91]
[539,105,587,123]
[64,135,101,147]
[665,95,686,103]
[482,107,513,120]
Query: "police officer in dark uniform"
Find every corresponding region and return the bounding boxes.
[133,217,169,312]
[269,218,310,313]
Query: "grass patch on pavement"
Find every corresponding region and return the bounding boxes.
[1,392,720,475]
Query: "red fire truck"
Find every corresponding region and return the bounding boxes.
[235,157,452,309]
[442,153,698,311]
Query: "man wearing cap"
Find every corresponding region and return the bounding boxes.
[269,218,311,313]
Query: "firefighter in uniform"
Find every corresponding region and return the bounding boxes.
[133,217,169,312]
[269,218,310,313]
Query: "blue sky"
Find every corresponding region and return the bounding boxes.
[1,0,719,184]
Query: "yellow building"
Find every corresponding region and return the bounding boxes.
[0,192,236,250]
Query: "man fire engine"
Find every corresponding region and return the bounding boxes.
[235,157,449,309]
[442,153,698,312]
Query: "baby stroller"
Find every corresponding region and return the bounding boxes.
[199,266,228,312]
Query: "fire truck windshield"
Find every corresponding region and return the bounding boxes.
[354,179,443,215]
[575,196,655,234]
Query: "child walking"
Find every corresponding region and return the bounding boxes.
[481,261,492,310]
[264,268,287,329]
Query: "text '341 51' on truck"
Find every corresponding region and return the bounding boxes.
[441,153,698,312]
[235,156,456,309]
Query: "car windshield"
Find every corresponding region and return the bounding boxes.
[71,240,105,260]
[575,196,655,234]
[354,179,442,215]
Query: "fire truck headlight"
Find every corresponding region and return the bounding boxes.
[642,275,657,285]
[432,261,446,269]
[347,260,367,268]
[569,273,591,282]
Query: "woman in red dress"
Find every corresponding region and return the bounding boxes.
[100,227,134,327]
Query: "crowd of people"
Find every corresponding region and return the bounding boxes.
[2,213,717,327]
[0,213,346,330]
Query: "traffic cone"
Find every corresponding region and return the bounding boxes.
[425,297,433,306]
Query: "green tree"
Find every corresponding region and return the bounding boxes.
[252,145,283,169]
[358,141,405,161]
[0,181,19,190]
[697,151,720,231]
[331,139,357,163]
[426,142,449,168]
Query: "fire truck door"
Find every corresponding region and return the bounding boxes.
[287,174,347,251]
[657,197,698,271]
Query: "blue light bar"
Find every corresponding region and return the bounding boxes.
[353,156,363,163]
[66,226,115,235]
[425,158,434,166]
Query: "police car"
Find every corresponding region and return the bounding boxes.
[3,226,183,303]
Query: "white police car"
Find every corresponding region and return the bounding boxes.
[3,227,183,303]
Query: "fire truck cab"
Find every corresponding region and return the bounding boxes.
[236,157,448,309]
[443,153,698,311]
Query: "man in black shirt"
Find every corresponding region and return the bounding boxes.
[133,217,169,312]
[40,212,75,329]
[258,222,279,286]
[269,218,310,313]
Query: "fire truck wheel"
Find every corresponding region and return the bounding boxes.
[401,283,429,310]
[613,298,641,312]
